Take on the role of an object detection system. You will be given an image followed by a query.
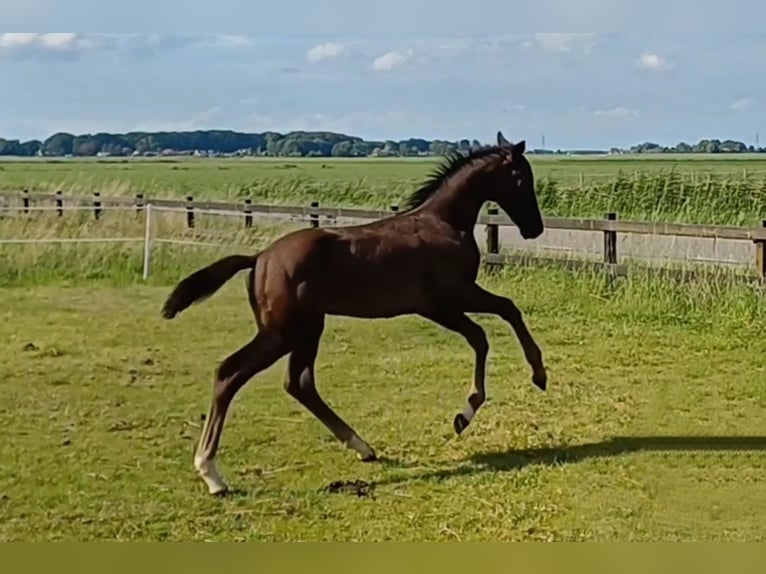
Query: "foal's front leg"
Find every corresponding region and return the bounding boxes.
[461,284,547,391]
[419,309,489,435]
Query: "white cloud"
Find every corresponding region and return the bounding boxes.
[635,52,673,71]
[731,97,754,110]
[594,106,640,119]
[0,33,37,48]
[371,49,412,71]
[532,33,597,53]
[0,32,93,52]
[40,33,82,49]
[211,35,253,48]
[306,42,343,63]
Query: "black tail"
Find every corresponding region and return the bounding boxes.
[161,254,256,319]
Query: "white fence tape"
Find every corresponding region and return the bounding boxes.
[0,201,283,280]
[0,237,144,245]
[0,204,140,213]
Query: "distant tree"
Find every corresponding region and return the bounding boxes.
[331,141,353,156]
[43,132,75,156]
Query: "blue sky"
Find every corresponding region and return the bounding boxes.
[3,3,766,149]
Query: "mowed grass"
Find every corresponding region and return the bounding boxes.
[4,154,766,225]
[2,263,765,541]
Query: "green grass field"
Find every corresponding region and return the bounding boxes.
[1,156,766,541]
[3,154,766,225]
[1,264,765,541]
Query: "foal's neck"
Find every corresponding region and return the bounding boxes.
[424,166,493,232]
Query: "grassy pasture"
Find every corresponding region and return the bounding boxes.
[1,275,765,542]
[1,156,766,541]
[1,229,766,540]
[3,154,766,225]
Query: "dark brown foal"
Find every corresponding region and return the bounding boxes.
[162,131,547,495]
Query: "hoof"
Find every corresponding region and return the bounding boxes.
[358,451,378,463]
[210,485,230,497]
[348,436,377,462]
[453,413,470,435]
[532,368,547,391]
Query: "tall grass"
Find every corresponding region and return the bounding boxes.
[536,171,766,225]
[4,168,766,225]
[2,209,764,333]
[0,208,301,286]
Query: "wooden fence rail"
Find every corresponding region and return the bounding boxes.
[2,189,766,282]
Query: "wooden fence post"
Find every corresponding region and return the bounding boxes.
[55,190,63,217]
[135,193,144,213]
[93,192,102,220]
[604,212,618,265]
[22,189,29,214]
[186,196,195,228]
[756,220,766,283]
[310,201,319,228]
[485,205,499,254]
[244,199,252,228]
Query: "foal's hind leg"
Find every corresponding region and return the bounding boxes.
[420,309,489,435]
[283,315,377,461]
[194,330,288,495]
[461,284,547,391]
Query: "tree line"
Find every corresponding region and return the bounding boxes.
[627,139,762,154]
[0,130,476,158]
[0,130,764,157]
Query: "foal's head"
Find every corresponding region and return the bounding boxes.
[403,131,544,238]
[486,131,544,239]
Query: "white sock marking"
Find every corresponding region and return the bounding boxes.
[194,455,228,494]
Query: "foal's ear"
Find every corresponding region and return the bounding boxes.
[497,131,512,147]
[513,140,526,155]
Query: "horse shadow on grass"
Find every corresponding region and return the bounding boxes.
[375,435,766,487]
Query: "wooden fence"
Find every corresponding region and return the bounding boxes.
[2,189,766,282]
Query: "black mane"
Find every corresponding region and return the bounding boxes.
[402,145,506,211]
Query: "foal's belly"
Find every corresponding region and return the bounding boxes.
[306,269,427,318]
